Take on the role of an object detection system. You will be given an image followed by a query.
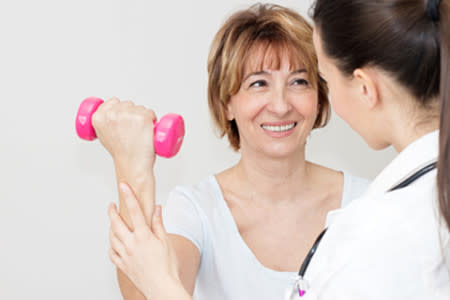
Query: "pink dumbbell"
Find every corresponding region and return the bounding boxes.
[75,97,185,158]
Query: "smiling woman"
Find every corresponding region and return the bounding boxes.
[99,3,370,300]
[106,3,369,300]
[226,46,319,157]
[207,6,329,152]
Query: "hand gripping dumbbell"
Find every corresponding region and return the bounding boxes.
[75,97,185,158]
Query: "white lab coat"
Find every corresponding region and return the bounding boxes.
[288,130,450,300]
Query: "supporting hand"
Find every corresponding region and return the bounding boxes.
[108,183,181,299]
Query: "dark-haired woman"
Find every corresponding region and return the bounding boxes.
[105,0,450,299]
[292,0,449,298]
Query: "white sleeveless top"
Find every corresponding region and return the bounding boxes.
[162,172,370,300]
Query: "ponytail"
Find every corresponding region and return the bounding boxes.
[437,0,450,231]
[311,0,449,231]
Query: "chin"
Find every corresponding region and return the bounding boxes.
[366,138,391,151]
[263,143,303,159]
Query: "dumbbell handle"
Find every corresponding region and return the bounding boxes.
[76,97,185,158]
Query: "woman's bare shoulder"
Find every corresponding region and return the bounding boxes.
[308,162,344,186]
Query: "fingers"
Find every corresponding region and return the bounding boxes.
[143,107,157,123]
[97,98,156,118]
[108,202,132,244]
[121,100,134,107]
[120,183,148,230]
[103,97,120,107]
[92,97,157,136]
[109,228,127,258]
[108,248,125,271]
[151,205,168,242]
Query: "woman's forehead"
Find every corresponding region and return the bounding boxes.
[243,42,305,74]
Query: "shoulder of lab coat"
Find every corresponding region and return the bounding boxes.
[304,173,450,300]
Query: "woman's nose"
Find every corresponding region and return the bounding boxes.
[267,87,291,116]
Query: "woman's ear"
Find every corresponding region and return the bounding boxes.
[353,68,380,110]
[226,102,235,121]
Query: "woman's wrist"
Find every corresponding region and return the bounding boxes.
[113,159,155,184]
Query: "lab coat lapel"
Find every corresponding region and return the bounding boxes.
[305,130,439,295]
[365,130,439,197]
[306,194,378,293]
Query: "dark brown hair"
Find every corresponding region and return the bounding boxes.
[311,0,449,230]
[208,3,329,151]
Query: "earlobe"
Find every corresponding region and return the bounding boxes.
[353,68,379,110]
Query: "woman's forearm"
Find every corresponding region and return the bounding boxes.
[148,276,194,300]
[112,171,192,300]
[117,271,147,300]
[114,163,156,300]
[115,163,155,227]
[92,98,159,299]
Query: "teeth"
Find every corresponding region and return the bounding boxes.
[261,122,296,132]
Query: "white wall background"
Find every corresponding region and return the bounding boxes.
[0,1,396,299]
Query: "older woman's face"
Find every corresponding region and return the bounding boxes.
[227,46,318,158]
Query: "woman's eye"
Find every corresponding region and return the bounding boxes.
[249,80,267,88]
[292,78,309,86]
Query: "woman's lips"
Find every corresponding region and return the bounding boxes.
[261,121,297,137]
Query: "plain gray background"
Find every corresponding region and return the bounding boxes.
[0,0,396,299]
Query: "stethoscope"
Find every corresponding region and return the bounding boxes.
[294,161,437,298]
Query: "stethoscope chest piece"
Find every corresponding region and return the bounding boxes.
[295,275,309,297]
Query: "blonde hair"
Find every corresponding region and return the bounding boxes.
[208,3,330,151]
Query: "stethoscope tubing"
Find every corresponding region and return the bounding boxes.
[296,160,438,294]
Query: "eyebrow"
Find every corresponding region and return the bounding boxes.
[242,68,307,82]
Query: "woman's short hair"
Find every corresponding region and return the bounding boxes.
[208,3,330,151]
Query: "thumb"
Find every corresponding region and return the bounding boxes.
[152,205,167,241]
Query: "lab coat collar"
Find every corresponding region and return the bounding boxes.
[365,130,439,197]
[323,130,439,229]
[304,130,440,297]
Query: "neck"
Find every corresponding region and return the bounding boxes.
[389,98,440,152]
[232,147,312,204]
[381,80,440,152]
[391,120,439,153]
